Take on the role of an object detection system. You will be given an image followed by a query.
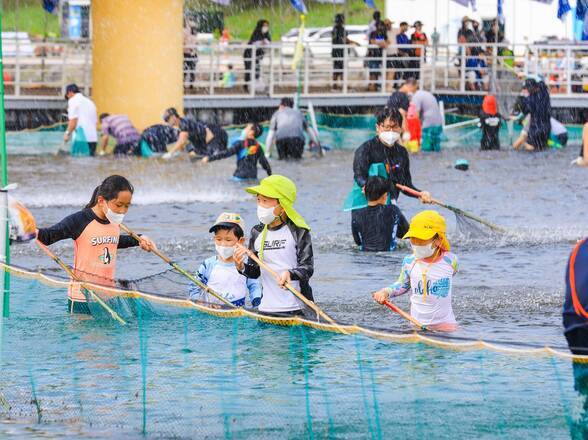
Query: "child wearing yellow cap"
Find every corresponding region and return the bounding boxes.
[234,175,314,316]
[373,210,458,332]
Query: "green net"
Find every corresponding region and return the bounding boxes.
[1,264,587,438]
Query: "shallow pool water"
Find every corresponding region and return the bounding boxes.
[1,122,587,437]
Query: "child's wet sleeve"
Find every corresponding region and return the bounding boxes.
[188,261,208,300]
[386,257,412,297]
[246,277,262,307]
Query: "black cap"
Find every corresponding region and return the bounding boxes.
[413,21,423,27]
[163,107,180,122]
[64,83,80,100]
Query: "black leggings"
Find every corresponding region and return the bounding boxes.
[276,137,304,160]
[566,326,588,355]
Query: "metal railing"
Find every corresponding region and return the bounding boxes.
[3,39,588,99]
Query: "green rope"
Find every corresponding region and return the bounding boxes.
[138,299,148,435]
[355,334,377,440]
[550,355,577,436]
[28,366,42,423]
[299,326,314,440]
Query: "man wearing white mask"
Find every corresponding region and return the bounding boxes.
[352,107,432,218]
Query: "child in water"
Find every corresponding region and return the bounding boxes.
[188,212,261,307]
[351,176,409,252]
[36,175,156,314]
[234,175,314,317]
[479,94,502,150]
[372,210,458,331]
[200,122,272,181]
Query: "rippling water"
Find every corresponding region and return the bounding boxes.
[7,138,587,348]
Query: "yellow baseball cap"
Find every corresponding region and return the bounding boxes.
[209,212,246,236]
[403,210,450,251]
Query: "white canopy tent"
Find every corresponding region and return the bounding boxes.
[384,0,575,46]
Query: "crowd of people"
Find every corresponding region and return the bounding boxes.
[53,64,588,354]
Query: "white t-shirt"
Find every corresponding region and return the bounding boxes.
[388,252,458,326]
[254,225,302,313]
[204,260,250,305]
[67,93,98,142]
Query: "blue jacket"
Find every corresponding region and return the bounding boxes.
[189,256,262,307]
[563,239,588,334]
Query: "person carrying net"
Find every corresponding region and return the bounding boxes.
[373,211,459,332]
[188,213,261,308]
[36,175,156,314]
[234,175,314,317]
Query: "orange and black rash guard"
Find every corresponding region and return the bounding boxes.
[37,208,139,301]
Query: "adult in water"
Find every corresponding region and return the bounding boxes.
[348,106,432,213]
[400,78,443,152]
[99,113,141,155]
[265,98,319,160]
[519,78,551,151]
[563,238,588,437]
[162,107,228,160]
[139,124,179,155]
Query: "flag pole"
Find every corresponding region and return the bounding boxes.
[0,2,10,318]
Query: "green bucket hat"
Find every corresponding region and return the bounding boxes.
[246,175,310,230]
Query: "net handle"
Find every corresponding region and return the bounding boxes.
[235,243,349,334]
[395,184,506,234]
[120,224,237,309]
[35,239,127,325]
[382,299,427,331]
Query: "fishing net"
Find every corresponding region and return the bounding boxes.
[1,263,588,438]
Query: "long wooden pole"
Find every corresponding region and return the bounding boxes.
[120,224,236,309]
[36,240,126,325]
[236,243,348,333]
[383,299,427,330]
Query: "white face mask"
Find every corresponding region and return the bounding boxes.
[262,26,269,34]
[215,244,235,261]
[379,131,401,146]
[257,205,277,225]
[105,208,125,225]
[412,242,437,259]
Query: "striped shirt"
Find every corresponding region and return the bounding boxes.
[102,115,140,145]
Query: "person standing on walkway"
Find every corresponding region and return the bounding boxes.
[410,21,428,80]
[243,20,271,93]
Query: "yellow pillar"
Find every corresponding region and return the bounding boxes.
[92,0,183,130]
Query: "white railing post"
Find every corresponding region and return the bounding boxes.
[83,40,91,95]
[14,37,20,96]
[61,44,68,98]
[343,44,348,94]
[491,44,498,94]
[250,46,256,97]
[566,47,572,95]
[431,44,437,92]
[419,50,424,87]
[381,51,386,94]
[209,45,215,95]
[269,45,275,97]
[303,43,309,95]
[460,45,466,93]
